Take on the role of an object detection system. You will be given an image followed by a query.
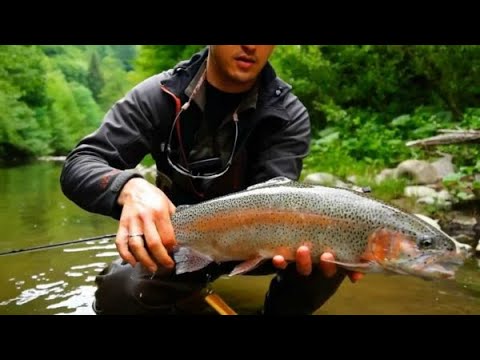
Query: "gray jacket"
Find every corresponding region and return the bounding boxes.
[60,48,311,219]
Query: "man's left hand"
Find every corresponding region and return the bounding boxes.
[272,246,364,283]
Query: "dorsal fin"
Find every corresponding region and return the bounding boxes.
[246,176,293,191]
[175,204,192,212]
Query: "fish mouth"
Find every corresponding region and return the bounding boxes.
[419,261,461,280]
[389,252,468,280]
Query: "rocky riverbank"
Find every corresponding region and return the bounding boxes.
[303,154,480,254]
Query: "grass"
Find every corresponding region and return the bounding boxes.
[301,149,409,202]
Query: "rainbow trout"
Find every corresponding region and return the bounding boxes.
[171,177,472,280]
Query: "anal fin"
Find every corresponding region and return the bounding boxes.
[229,256,266,276]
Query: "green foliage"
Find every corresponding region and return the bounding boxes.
[133,45,205,81]
[44,68,84,154]
[0,79,43,161]
[98,56,133,111]
[70,82,103,130]
[87,51,104,101]
[0,46,50,161]
[405,45,480,119]
[364,177,410,203]
[0,45,137,162]
[269,45,480,194]
[270,45,333,129]
[272,45,480,133]
[110,45,137,71]
[442,158,480,203]
[45,46,89,87]
[0,45,47,108]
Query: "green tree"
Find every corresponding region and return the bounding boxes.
[0,79,45,161]
[98,56,132,112]
[111,45,137,71]
[44,68,83,154]
[0,45,47,108]
[402,45,480,120]
[87,51,104,102]
[0,46,49,161]
[45,46,89,88]
[70,82,103,131]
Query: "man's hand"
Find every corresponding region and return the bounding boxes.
[272,246,364,283]
[116,177,177,273]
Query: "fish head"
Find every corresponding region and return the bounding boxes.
[364,226,473,280]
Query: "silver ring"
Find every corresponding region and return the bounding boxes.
[128,234,144,238]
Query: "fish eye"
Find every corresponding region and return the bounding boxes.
[419,236,433,249]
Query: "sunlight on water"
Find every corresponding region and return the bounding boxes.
[63,243,117,253]
[47,285,98,315]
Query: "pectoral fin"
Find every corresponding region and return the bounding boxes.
[229,256,267,276]
[321,258,381,273]
[173,246,214,275]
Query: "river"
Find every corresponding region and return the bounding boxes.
[1,161,479,315]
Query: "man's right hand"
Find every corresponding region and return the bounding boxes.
[116,177,177,273]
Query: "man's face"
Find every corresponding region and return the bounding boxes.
[209,45,275,86]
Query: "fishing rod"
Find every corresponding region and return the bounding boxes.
[0,233,117,256]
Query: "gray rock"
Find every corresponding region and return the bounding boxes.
[404,186,438,198]
[396,159,440,185]
[431,154,455,178]
[375,168,397,184]
[304,172,338,186]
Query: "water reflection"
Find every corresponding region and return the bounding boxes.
[0,239,118,315]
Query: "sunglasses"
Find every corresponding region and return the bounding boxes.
[166,101,239,180]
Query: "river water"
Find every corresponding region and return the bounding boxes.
[1,162,479,315]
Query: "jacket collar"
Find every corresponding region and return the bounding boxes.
[184,59,260,113]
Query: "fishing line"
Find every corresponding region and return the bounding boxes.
[0,233,117,256]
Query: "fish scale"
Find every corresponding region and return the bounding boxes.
[170,177,472,280]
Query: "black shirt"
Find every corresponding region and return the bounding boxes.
[185,81,248,171]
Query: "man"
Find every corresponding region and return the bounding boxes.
[60,45,362,315]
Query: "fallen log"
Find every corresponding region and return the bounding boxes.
[406,129,480,147]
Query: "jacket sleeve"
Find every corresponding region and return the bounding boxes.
[60,74,170,220]
[247,90,311,185]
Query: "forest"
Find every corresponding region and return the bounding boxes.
[1,45,478,201]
